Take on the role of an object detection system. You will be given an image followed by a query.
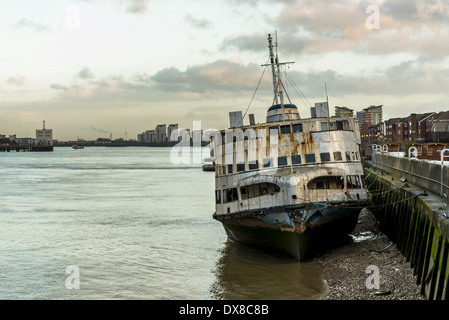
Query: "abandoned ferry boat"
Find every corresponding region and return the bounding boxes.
[210,34,370,260]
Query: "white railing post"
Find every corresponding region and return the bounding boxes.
[408,147,418,182]
[440,149,449,197]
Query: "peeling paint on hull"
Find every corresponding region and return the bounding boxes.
[213,202,367,260]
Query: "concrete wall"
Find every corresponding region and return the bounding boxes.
[371,151,449,198]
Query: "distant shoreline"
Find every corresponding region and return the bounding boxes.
[54,141,209,147]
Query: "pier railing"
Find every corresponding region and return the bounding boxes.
[370,151,449,199]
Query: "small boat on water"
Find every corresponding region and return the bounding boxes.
[72,144,84,149]
[202,164,215,171]
[202,157,215,171]
[208,33,370,260]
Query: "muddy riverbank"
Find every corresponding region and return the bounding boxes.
[315,208,425,300]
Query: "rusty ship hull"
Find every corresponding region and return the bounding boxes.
[213,201,367,260]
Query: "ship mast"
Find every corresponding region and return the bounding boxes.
[267,34,278,105]
[262,32,294,121]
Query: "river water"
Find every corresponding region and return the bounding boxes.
[0,147,325,300]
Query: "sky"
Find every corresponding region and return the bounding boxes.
[1,0,449,141]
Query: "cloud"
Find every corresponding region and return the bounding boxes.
[221,33,306,56]
[382,0,449,22]
[46,54,449,123]
[87,124,110,134]
[220,33,272,53]
[77,67,95,79]
[151,60,263,93]
[126,0,149,13]
[221,0,449,60]
[286,57,449,100]
[7,76,27,87]
[185,14,213,30]
[14,18,51,33]
[50,84,69,91]
[49,60,263,106]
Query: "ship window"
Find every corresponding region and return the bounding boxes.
[333,151,342,161]
[336,121,343,130]
[320,152,331,162]
[222,165,227,175]
[227,164,233,174]
[321,122,328,131]
[221,133,226,145]
[240,186,248,200]
[223,188,238,203]
[278,156,288,166]
[280,125,291,134]
[347,175,361,189]
[263,158,272,168]
[260,183,269,195]
[215,190,221,204]
[240,183,280,199]
[291,155,302,164]
[237,162,245,172]
[248,160,259,170]
[292,124,303,133]
[307,176,344,189]
[248,184,260,198]
[305,154,316,163]
[266,183,280,194]
[361,175,366,188]
[269,126,279,135]
[345,151,351,161]
[330,121,349,131]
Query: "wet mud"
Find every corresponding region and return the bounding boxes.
[315,208,425,300]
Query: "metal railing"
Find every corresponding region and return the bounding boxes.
[370,145,449,197]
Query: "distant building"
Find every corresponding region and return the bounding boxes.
[385,117,408,142]
[17,137,35,145]
[138,123,180,143]
[36,121,53,145]
[431,111,449,132]
[145,130,156,142]
[335,106,354,117]
[156,124,167,143]
[167,124,178,141]
[356,111,364,124]
[362,105,383,125]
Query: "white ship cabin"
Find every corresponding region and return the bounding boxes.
[210,103,368,215]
